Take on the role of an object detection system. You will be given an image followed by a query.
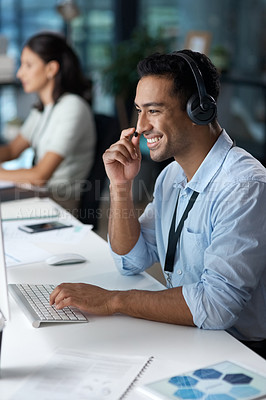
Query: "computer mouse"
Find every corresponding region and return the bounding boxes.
[46,253,86,266]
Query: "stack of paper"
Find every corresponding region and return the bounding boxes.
[1,197,59,221]
[10,349,153,400]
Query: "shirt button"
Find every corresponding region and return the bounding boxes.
[177,269,182,275]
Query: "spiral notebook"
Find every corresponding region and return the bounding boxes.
[137,360,266,400]
[10,348,154,400]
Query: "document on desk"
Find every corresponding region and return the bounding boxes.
[10,348,153,400]
[1,197,60,221]
[137,360,266,400]
[2,219,92,266]
[3,218,91,242]
[4,240,53,267]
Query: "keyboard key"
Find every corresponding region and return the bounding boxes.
[9,283,88,328]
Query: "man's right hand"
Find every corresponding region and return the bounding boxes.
[102,127,142,185]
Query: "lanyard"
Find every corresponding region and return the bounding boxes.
[163,139,235,286]
[164,190,199,276]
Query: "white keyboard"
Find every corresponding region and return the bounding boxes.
[9,283,88,328]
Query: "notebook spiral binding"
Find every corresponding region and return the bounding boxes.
[120,356,154,399]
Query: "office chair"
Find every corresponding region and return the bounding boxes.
[78,113,120,230]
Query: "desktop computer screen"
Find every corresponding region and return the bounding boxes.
[0,205,10,324]
[0,204,10,365]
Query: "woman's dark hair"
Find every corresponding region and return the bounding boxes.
[137,49,220,113]
[25,32,92,111]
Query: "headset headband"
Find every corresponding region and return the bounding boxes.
[173,52,207,107]
[171,51,217,124]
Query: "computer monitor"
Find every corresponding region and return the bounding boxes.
[0,205,10,366]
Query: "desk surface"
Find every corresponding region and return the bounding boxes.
[0,198,265,399]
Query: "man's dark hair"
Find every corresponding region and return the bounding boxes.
[137,49,220,113]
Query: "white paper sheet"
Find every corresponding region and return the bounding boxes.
[2,219,92,266]
[1,197,60,220]
[3,219,91,243]
[4,240,52,266]
[10,349,153,400]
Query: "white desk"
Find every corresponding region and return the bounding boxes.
[0,199,265,399]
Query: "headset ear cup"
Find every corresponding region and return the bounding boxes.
[187,93,217,125]
[187,94,200,124]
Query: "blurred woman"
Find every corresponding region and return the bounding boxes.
[0,32,96,214]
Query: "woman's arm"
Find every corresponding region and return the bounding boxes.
[0,151,64,186]
[0,134,30,162]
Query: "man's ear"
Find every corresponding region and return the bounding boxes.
[46,60,60,80]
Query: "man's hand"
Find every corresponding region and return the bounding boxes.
[103,127,141,185]
[49,283,117,315]
[50,283,194,326]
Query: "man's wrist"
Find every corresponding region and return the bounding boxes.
[109,290,124,314]
[109,182,133,202]
[109,290,131,315]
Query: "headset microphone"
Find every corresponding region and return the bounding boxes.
[173,52,217,125]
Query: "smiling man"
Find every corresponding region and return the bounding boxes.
[50,50,266,358]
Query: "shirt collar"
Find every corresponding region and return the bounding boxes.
[175,130,234,193]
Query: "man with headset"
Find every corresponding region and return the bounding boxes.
[50,50,266,358]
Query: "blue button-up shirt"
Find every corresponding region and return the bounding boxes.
[110,130,266,341]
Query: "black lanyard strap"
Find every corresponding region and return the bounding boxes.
[164,190,199,273]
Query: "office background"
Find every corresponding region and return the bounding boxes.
[0,0,265,303]
[0,0,265,206]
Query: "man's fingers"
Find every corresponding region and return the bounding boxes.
[49,286,61,305]
[54,296,73,310]
[104,139,139,165]
[50,283,69,306]
[120,127,135,140]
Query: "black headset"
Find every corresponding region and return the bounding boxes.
[172,52,217,125]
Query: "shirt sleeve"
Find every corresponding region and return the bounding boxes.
[183,180,266,330]
[108,201,160,275]
[20,108,39,143]
[45,95,94,158]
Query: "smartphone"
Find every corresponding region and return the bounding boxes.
[18,221,73,234]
